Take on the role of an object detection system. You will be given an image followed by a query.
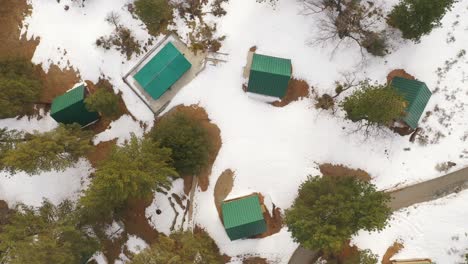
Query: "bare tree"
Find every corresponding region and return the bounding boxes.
[302,0,387,57]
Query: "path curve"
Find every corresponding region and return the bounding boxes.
[288,166,468,264]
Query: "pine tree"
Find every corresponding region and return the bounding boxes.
[134,0,173,36]
[130,230,223,264]
[84,88,121,119]
[0,124,93,175]
[285,176,391,253]
[150,112,212,176]
[388,0,455,42]
[341,82,407,127]
[0,59,42,118]
[80,135,177,221]
[0,200,99,264]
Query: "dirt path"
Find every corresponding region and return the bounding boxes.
[289,166,468,264]
[214,169,234,219]
[388,167,468,210]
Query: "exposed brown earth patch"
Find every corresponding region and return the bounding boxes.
[0,0,81,106]
[272,78,310,107]
[254,193,283,238]
[0,0,38,60]
[319,163,372,182]
[183,175,194,195]
[100,232,127,264]
[387,69,415,84]
[382,242,404,264]
[121,197,160,245]
[214,169,235,218]
[159,105,222,192]
[243,256,268,264]
[39,65,80,103]
[86,139,117,168]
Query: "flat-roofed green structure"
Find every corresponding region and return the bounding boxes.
[134,42,191,99]
[51,84,99,127]
[221,194,266,240]
[247,53,292,98]
[391,77,432,129]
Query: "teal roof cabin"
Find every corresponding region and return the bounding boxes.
[134,42,191,99]
[391,77,432,129]
[247,53,292,98]
[221,194,267,240]
[50,84,99,127]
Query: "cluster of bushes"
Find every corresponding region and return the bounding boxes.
[0,109,214,262]
[0,59,42,118]
[96,12,141,60]
[84,87,122,119]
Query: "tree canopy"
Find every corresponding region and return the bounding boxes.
[130,231,223,264]
[80,135,176,221]
[150,112,212,176]
[0,200,99,264]
[341,82,407,127]
[134,0,173,36]
[285,175,391,253]
[0,124,94,175]
[0,59,42,118]
[84,87,122,119]
[388,0,455,42]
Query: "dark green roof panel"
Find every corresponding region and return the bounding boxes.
[221,195,266,240]
[50,85,99,127]
[251,53,291,76]
[248,53,292,98]
[51,84,86,114]
[391,77,432,129]
[134,42,191,99]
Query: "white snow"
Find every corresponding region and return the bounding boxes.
[93,115,144,145]
[18,0,468,262]
[353,189,468,264]
[125,235,149,254]
[0,114,57,133]
[146,178,186,235]
[88,252,108,264]
[0,159,92,207]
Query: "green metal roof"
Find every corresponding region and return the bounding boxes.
[391,77,432,129]
[222,195,266,240]
[222,195,264,229]
[50,84,99,127]
[51,84,85,115]
[251,53,291,76]
[134,42,191,99]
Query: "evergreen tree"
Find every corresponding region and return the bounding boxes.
[341,82,407,127]
[134,0,173,36]
[388,0,455,42]
[0,59,42,118]
[0,124,93,175]
[285,176,391,253]
[80,135,176,221]
[84,88,121,119]
[130,231,223,264]
[150,112,212,176]
[0,200,99,264]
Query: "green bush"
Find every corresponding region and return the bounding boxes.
[0,200,99,264]
[80,135,176,221]
[85,88,121,119]
[134,0,173,36]
[285,175,391,253]
[0,124,94,175]
[0,59,42,118]
[341,82,407,127]
[150,112,212,176]
[130,231,223,264]
[388,0,455,42]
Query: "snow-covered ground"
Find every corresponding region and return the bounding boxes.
[6,0,467,262]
